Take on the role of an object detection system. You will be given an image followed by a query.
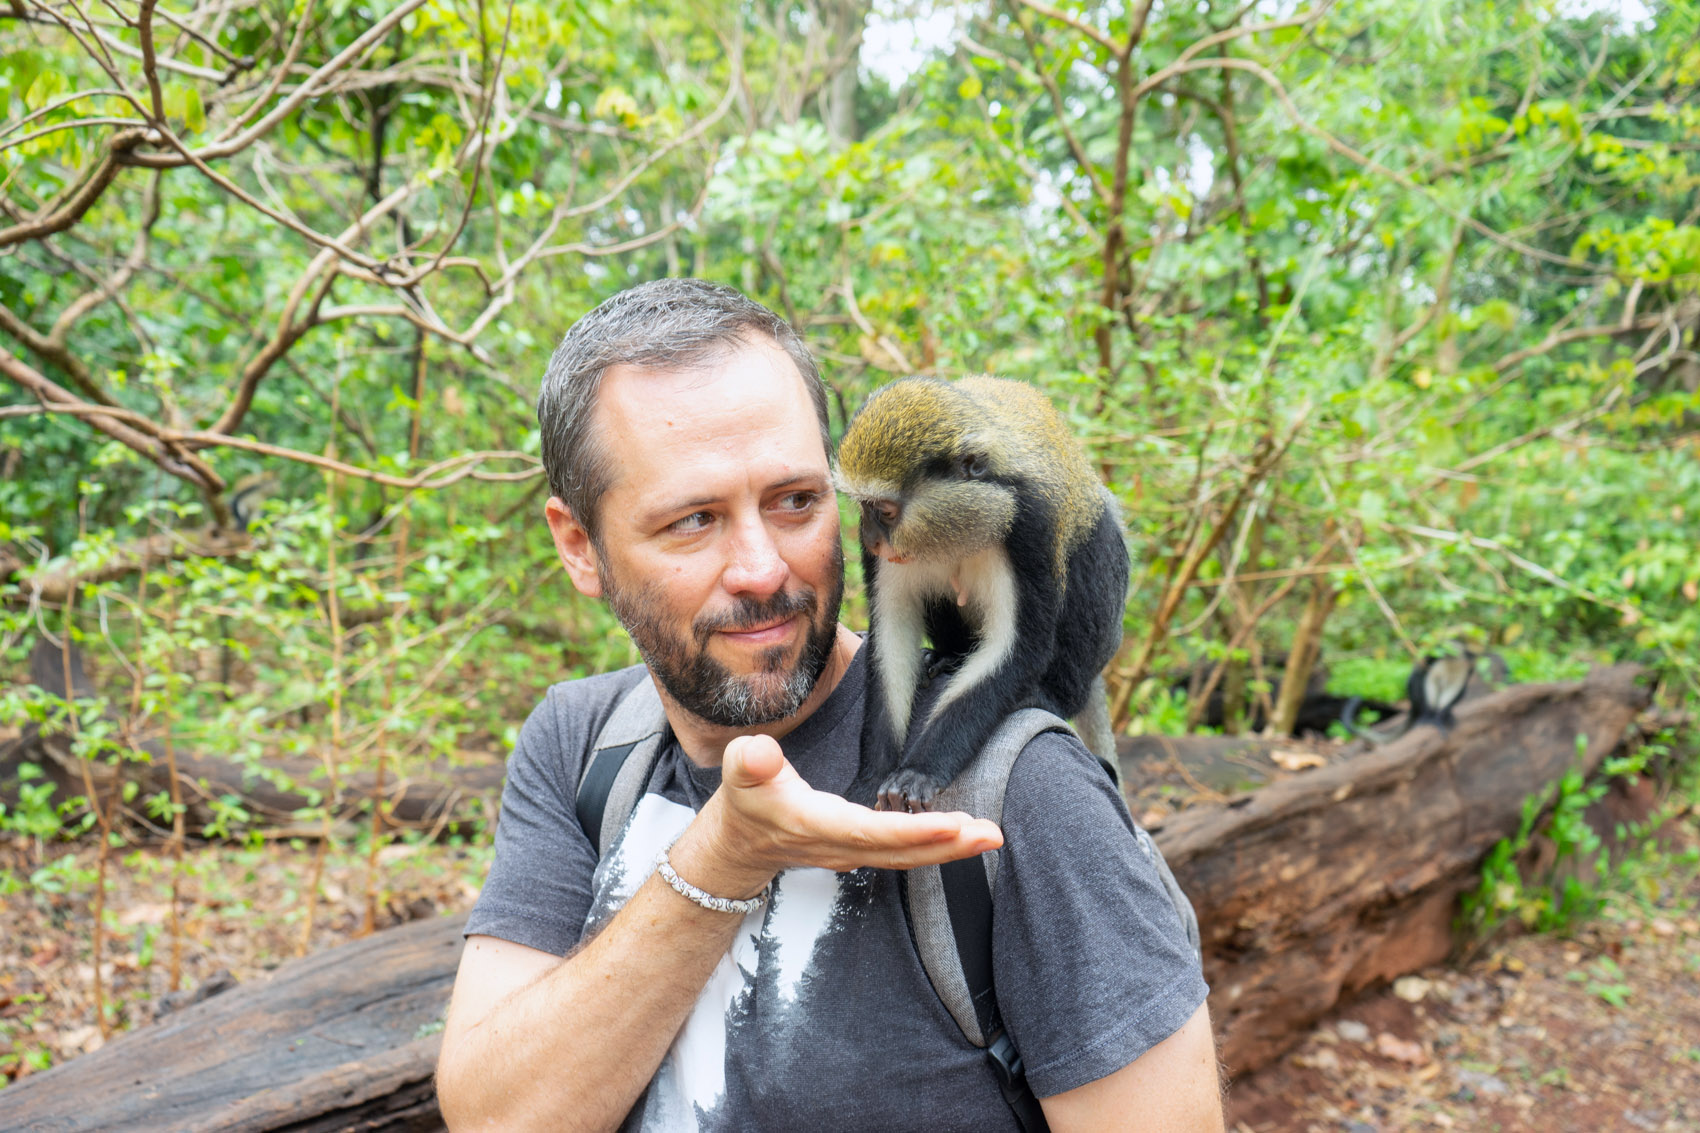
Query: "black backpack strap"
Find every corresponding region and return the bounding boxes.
[576,674,669,859]
[576,740,641,851]
[938,855,1050,1132]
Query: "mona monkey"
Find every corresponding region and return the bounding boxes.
[835,376,1130,812]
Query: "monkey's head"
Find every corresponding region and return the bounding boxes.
[834,378,1019,566]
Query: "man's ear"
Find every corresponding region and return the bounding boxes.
[545,496,604,598]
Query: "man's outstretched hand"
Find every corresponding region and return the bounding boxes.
[668,734,1004,900]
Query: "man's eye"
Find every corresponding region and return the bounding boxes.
[670,511,714,533]
[776,491,818,513]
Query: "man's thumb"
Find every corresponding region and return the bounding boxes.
[722,734,785,789]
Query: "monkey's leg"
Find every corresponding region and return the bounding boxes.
[1073,676,1118,779]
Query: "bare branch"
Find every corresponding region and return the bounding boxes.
[128,0,431,167]
[0,128,146,250]
[215,0,318,143]
[0,86,135,142]
[388,0,516,288]
[207,177,425,435]
[136,0,167,121]
[1490,307,1657,375]
[1012,0,1121,58]
[0,345,221,492]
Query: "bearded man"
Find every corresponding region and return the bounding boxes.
[434,279,1220,1132]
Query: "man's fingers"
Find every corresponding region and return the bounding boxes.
[826,818,1004,871]
[800,805,1004,865]
[722,734,785,789]
[713,746,1004,874]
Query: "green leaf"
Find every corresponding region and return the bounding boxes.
[183,86,205,134]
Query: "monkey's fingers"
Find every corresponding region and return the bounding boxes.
[876,770,945,814]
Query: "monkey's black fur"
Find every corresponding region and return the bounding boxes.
[1342,650,1477,744]
[851,487,1129,811]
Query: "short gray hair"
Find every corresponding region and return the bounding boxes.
[537,278,831,542]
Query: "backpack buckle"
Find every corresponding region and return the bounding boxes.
[987,1030,1025,1089]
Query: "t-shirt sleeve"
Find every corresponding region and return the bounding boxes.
[991,731,1210,1098]
[463,678,626,956]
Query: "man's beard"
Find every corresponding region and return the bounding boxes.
[599,547,844,728]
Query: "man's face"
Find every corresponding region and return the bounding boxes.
[554,337,843,727]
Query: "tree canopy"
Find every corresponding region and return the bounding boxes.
[2,0,1696,872]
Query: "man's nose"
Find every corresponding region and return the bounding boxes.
[722,516,788,596]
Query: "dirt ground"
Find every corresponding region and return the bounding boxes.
[2,825,1697,1131]
[1228,814,1700,1133]
[0,836,489,1079]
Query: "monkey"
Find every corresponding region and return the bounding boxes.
[1341,646,1475,744]
[228,471,279,532]
[835,375,1130,813]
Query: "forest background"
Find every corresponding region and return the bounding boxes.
[0,0,1697,1087]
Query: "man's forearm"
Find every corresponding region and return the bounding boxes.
[437,861,754,1132]
[438,735,1002,1131]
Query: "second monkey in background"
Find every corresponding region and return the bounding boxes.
[836,376,1131,812]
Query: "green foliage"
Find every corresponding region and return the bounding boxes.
[2,0,1698,1004]
[1459,731,1670,942]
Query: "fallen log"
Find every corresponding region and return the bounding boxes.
[0,641,503,838]
[0,914,463,1133]
[1154,663,1651,1072]
[0,666,1652,1129]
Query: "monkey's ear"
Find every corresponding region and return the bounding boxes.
[959,433,997,479]
[545,496,604,598]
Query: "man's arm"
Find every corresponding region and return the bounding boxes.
[435,733,1003,1132]
[1039,1003,1223,1132]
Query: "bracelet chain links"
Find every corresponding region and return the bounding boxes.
[655,850,770,915]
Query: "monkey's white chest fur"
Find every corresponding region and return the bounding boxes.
[871,546,1018,739]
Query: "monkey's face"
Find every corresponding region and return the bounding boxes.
[844,473,1017,565]
[836,380,1016,565]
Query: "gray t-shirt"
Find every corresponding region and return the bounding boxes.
[465,648,1208,1131]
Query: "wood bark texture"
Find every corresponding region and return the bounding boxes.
[1151,663,1650,1071]
[0,914,461,1131]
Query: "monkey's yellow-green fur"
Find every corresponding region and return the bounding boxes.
[837,374,1128,811]
[835,376,1101,578]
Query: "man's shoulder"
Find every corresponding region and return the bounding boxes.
[1000,724,1141,853]
[513,663,652,776]
[537,662,651,719]
[1008,725,1112,797]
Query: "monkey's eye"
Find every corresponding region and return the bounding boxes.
[870,500,900,525]
[959,454,989,479]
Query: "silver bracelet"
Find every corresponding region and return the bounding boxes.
[656,850,769,915]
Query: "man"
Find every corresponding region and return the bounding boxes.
[435,279,1220,1131]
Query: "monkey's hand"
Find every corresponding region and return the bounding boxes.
[875,768,947,814]
[921,648,961,686]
